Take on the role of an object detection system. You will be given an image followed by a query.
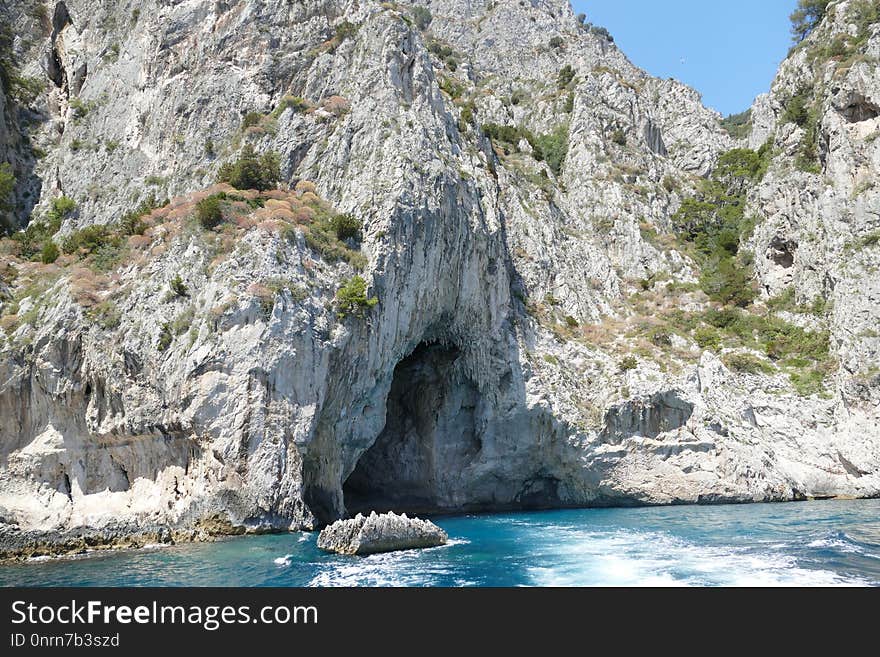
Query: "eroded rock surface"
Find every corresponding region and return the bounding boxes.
[317,511,447,555]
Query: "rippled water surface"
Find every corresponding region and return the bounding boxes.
[2,500,879,587]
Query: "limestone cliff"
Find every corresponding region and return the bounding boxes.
[0,0,877,558]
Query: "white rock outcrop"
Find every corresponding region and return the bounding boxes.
[317,511,448,555]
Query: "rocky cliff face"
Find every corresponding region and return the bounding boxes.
[747,0,880,395]
[0,0,878,557]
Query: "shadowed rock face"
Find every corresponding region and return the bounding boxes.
[643,119,668,157]
[343,342,483,515]
[599,392,695,445]
[0,0,879,557]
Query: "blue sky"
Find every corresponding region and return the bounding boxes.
[572,1,796,116]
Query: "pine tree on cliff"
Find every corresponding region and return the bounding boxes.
[790,0,831,43]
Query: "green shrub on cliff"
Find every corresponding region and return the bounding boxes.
[411,6,433,30]
[48,196,77,225]
[482,123,569,174]
[157,322,173,351]
[618,356,638,372]
[670,146,773,306]
[302,209,366,269]
[533,125,569,176]
[336,276,378,318]
[169,275,189,299]
[272,95,309,118]
[723,352,774,375]
[119,195,162,236]
[0,163,14,234]
[0,23,44,105]
[62,225,117,256]
[335,21,358,43]
[782,89,812,127]
[241,112,263,130]
[557,65,576,89]
[715,148,767,184]
[482,123,525,147]
[40,241,59,264]
[9,219,58,259]
[0,163,14,213]
[196,195,224,229]
[217,145,281,191]
[331,213,360,241]
[780,88,821,172]
[590,26,613,42]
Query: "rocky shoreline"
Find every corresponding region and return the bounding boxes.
[0,523,178,563]
[4,494,876,563]
[0,513,272,563]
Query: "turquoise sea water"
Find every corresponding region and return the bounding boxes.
[2,500,879,587]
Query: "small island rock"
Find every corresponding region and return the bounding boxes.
[317,512,448,555]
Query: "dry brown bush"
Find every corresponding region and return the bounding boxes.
[322,95,351,116]
[70,267,109,308]
[294,207,315,224]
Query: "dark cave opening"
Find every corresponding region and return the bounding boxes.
[47,2,72,92]
[768,236,797,269]
[343,342,482,516]
[840,95,880,123]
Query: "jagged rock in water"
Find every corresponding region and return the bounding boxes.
[317,512,448,555]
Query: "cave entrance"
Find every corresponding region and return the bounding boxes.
[768,236,797,269]
[840,94,880,123]
[343,342,482,516]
